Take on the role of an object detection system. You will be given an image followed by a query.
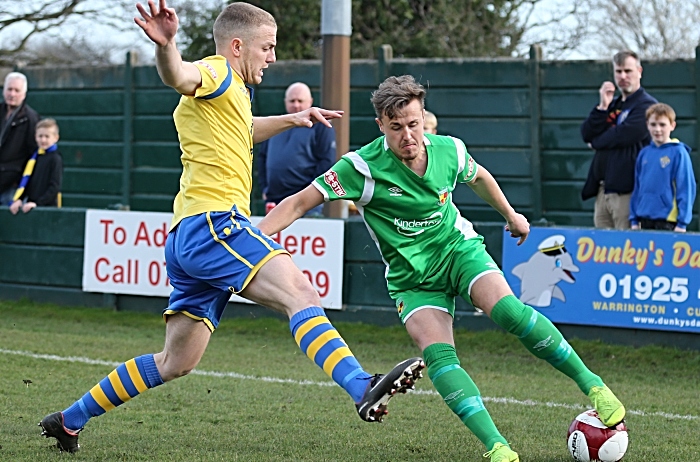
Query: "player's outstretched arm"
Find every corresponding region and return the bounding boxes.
[135,0,201,95]
[257,185,324,235]
[253,107,343,144]
[468,165,530,245]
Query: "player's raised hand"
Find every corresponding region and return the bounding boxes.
[505,213,530,246]
[135,0,178,47]
[294,107,344,128]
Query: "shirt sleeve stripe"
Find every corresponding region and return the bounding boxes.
[344,152,371,177]
[199,62,233,100]
[344,152,375,206]
[312,181,330,201]
[451,136,466,174]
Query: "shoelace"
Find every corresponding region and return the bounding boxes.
[589,387,613,412]
[369,373,382,387]
[482,443,509,458]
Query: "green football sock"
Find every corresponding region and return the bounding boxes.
[490,295,604,394]
[423,343,507,450]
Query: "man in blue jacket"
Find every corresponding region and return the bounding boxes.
[581,50,657,229]
[258,82,336,217]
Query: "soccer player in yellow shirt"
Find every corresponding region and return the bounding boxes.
[39,1,424,453]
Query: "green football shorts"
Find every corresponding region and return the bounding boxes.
[390,236,502,324]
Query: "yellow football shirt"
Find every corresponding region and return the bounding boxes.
[170,55,254,230]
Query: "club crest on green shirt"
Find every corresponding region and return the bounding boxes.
[437,187,449,206]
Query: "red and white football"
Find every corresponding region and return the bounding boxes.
[567,409,628,462]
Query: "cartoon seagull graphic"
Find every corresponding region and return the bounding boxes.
[512,234,580,307]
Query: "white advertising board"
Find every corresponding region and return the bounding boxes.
[82,210,345,309]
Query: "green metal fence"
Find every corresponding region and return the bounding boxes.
[13,48,700,226]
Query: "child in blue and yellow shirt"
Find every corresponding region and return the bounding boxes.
[630,103,696,231]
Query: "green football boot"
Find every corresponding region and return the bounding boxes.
[483,442,519,462]
[589,384,626,427]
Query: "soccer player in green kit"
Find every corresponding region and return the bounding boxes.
[257,75,626,462]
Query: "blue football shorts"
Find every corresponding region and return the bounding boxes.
[164,207,288,331]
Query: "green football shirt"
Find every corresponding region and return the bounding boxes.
[313,134,479,292]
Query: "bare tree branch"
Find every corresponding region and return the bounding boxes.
[0,0,137,66]
[584,0,700,59]
[0,0,85,28]
[518,0,700,59]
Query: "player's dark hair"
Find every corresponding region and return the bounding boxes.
[613,50,641,67]
[371,75,426,120]
[213,2,276,48]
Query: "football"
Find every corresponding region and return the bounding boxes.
[567,409,628,462]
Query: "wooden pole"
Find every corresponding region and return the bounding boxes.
[529,45,543,221]
[321,0,351,218]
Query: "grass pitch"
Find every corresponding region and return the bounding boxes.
[1,300,698,461]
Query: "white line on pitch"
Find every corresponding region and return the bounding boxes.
[1,348,696,422]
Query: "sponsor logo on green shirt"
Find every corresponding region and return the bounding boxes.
[394,211,444,236]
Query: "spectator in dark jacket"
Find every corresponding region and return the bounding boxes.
[10,118,63,214]
[0,72,40,205]
[258,82,336,217]
[581,50,657,229]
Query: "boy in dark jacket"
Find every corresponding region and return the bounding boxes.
[9,118,62,214]
[630,103,696,232]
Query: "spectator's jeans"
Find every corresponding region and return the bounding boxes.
[640,218,676,231]
[594,185,631,230]
[0,188,16,206]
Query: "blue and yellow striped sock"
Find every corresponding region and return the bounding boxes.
[290,307,371,402]
[62,354,164,431]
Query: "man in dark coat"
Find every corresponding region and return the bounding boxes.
[581,50,657,229]
[0,72,40,205]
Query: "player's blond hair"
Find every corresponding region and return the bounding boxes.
[371,75,426,120]
[646,103,676,123]
[36,118,59,135]
[213,2,276,49]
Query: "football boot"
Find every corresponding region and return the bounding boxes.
[355,357,425,422]
[588,385,626,427]
[483,442,519,462]
[39,412,81,453]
